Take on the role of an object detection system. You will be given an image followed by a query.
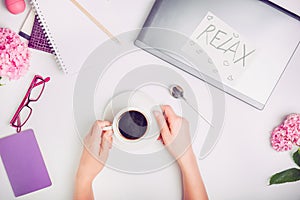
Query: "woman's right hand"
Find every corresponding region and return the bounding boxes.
[76,120,113,183]
[154,105,209,200]
[154,105,195,166]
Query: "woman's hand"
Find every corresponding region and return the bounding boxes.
[154,105,208,200]
[154,105,194,166]
[77,120,113,182]
[74,120,113,200]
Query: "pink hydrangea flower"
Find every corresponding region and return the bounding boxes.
[271,114,300,152]
[271,126,293,151]
[0,28,30,81]
[283,114,300,143]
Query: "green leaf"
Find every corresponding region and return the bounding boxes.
[269,168,300,185]
[293,148,300,167]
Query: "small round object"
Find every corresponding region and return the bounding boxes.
[170,84,184,99]
[5,0,26,15]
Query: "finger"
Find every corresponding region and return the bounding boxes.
[108,136,113,149]
[106,140,112,149]
[103,130,113,140]
[157,135,165,145]
[99,144,109,158]
[84,121,101,147]
[83,135,92,149]
[153,110,171,143]
[105,132,113,149]
[106,131,113,143]
[87,121,110,142]
[85,121,109,154]
[88,120,108,140]
[97,120,112,128]
[161,105,178,123]
[99,144,110,162]
[99,131,113,154]
[102,129,114,136]
[157,135,162,141]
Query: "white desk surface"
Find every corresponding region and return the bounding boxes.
[1,2,300,200]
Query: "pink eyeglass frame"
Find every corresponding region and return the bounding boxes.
[10,75,50,133]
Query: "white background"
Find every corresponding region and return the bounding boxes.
[1,1,300,200]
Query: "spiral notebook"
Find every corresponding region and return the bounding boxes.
[28,15,53,54]
[30,0,155,74]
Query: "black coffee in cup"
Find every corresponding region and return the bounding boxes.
[118,110,148,140]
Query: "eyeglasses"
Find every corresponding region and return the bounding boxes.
[10,75,50,133]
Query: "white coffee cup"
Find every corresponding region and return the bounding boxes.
[102,107,151,143]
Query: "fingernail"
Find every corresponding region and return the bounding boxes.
[153,111,160,117]
[107,132,113,137]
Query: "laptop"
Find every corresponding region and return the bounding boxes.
[135,0,300,110]
[261,0,300,21]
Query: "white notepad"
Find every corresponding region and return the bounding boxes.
[30,0,155,74]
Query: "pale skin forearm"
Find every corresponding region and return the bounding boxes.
[73,150,97,200]
[178,149,209,200]
[74,176,94,200]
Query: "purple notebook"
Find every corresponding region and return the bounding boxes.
[0,129,52,197]
[28,15,53,54]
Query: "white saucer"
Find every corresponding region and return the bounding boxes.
[102,90,162,153]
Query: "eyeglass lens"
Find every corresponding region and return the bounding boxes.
[29,78,45,101]
[12,106,32,127]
